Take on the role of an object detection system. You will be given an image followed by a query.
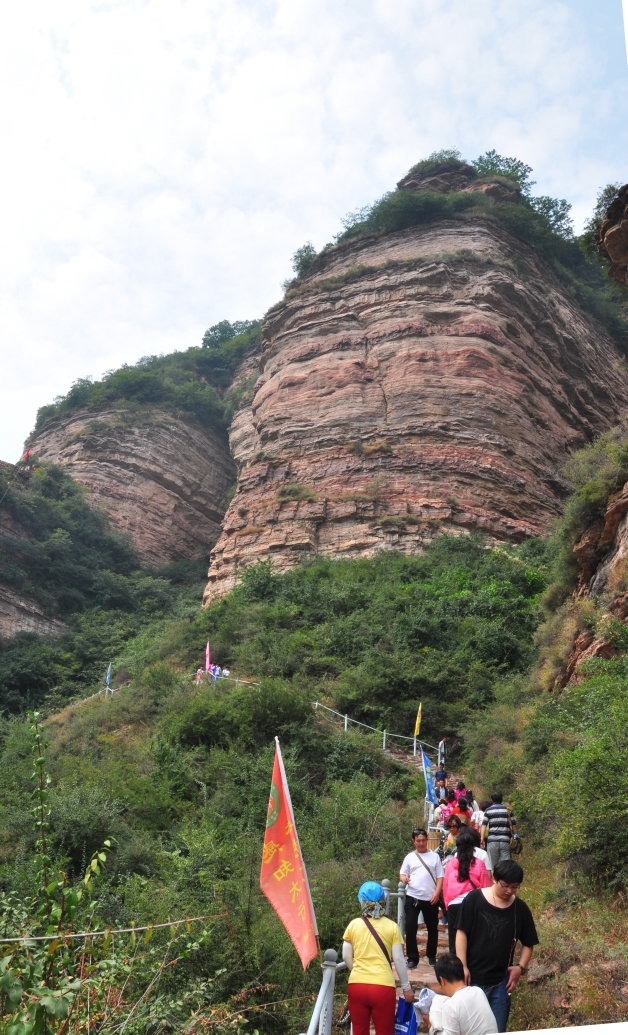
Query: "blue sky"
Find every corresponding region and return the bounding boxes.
[1,0,627,462]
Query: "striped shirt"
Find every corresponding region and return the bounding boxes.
[483,803,515,843]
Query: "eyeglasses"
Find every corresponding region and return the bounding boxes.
[498,881,520,892]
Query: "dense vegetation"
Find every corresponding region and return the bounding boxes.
[0,476,549,742]
[0,530,549,1032]
[0,462,208,712]
[31,319,260,436]
[464,426,628,896]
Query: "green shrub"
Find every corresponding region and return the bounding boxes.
[33,321,261,436]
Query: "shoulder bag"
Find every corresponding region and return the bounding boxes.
[362,917,392,968]
[414,851,438,887]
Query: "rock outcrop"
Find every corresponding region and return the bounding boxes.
[596,183,628,286]
[0,463,67,639]
[30,410,236,566]
[204,210,628,601]
[555,477,628,688]
[0,585,66,640]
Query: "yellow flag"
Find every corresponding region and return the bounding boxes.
[413,702,422,738]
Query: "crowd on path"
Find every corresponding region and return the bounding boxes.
[341,762,537,1035]
[194,664,230,684]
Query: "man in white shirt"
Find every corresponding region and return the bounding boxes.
[430,953,497,1035]
[400,828,444,968]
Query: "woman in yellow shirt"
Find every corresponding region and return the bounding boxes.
[342,881,415,1035]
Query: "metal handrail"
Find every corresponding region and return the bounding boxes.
[314,702,438,753]
[299,881,407,1034]
[299,950,347,1035]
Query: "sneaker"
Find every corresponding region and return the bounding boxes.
[407,959,419,970]
[428,958,437,967]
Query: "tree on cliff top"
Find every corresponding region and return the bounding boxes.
[32,320,261,437]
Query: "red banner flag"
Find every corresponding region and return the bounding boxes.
[205,642,210,673]
[260,738,319,969]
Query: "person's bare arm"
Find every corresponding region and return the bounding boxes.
[505,945,533,992]
[430,877,443,906]
[455,929,471,985]
[480,823,488,848]
[342,941,353,970]
[392,943,415,1003]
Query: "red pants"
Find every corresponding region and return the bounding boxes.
[348,983,397,1035]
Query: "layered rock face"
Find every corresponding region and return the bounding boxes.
[596,183,628,286]
[205,213,628,601]
[555,481,628,687]
[30,410,235,566]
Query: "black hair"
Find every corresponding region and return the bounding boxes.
[456,798,469,811]
[494,860,524,884]
[412,828,428,839]
[456,781,466,791]
[455,827,476,882]
[447,791,456,802]
[434,953,465,984]
[467,825,481,846]
[465,789,474,804]
[491,791,503,803]
[446,817,461,830]
[480,800,491,811]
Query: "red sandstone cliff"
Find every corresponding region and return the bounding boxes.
[29,410,235,566]
[596,183,628,286]
[204,194,628,601]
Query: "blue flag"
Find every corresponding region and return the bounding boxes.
[421,748,438,804]
[105,662,111,686]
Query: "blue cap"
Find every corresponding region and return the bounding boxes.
[358,881,386,904]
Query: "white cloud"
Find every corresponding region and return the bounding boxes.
[1,0,627,460]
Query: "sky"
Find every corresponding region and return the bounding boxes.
[1,0,628,462]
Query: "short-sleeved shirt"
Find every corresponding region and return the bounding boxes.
[482,804,515,843]
[457,889,539,987]
[400,850,444,900]
[434,986,498,1035]
[343,916,403,987]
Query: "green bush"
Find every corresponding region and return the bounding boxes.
[165,679,314,750]
[33,321,261,436]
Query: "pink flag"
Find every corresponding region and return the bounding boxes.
[205,642,210,672]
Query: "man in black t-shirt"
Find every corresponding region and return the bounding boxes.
[455,860,538,1033]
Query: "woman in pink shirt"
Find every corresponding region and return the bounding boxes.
[442,828,491,953]
[453,781,467,801]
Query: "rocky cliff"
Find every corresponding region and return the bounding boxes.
[204,177,628,601]
[29,410,235,566]
[596,182,628,286]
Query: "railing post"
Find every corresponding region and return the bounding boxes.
[383,730,386,750]
[413,737,417,756]
[381,878,391,917]
[397,881,406,939]
[318,949,338,1035]
[344,714,348,732]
